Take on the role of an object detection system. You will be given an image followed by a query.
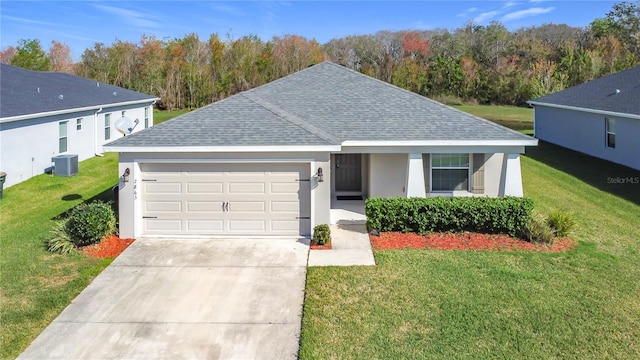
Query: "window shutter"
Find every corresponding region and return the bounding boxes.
[472,153,485,194]
[422,154,430,194]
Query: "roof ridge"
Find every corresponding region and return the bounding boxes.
[240,92,340,145]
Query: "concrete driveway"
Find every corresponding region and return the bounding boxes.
[18,238,310,360]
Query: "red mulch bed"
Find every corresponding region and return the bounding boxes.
[80,234,135,258]
[370,232,575,252]
[310,240,332,250]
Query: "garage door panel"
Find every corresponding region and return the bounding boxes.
[145,219,182,231]
[228,182,265,194]
[228,201,265,212]
[270,201,299,212]
[142,163,310,236]
[145,182,181,194]
[186,201,224,212]
[271,220,304,231]
[146,201,182,212]
[270,182,303,194]
[186,220,224,232]
[228,220,266,231]
[187,182,224,194]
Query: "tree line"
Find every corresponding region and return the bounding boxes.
[2,1,638,109]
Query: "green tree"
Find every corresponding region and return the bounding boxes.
[606,1,640,57]
[9,39,51,71]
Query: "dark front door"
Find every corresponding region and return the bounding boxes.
[335,154,362,192]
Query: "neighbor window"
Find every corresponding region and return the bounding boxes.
[76,118,82,131]
[606,117,615,148]
[431,154,470,191]
[59,121,68,153]
[144,107,149,128]
[104,114,111,140]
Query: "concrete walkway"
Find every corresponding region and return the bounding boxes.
[308,224,376,266]
[18,238,309,360]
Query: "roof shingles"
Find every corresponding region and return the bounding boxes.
[106,61,533,149]
[531,66,640,116]
[0,64,158,118]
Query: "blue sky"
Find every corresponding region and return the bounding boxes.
[1,1,617,60]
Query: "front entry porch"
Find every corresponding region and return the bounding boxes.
[330,199,366,225]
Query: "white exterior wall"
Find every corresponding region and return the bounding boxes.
[368,153,408,197]
[367,151,522,198]
[116,151,330,239]
[483,153,505,197]
[0,103,154,188]
[535,106,640,170]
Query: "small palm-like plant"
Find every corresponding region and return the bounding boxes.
[46,220,76,254]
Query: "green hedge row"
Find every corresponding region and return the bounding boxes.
[365,197,534,238]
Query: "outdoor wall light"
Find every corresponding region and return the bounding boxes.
[122,167,130,182]
[317,167,324,182]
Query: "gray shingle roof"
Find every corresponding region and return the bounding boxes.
[106,62,533,149]
[0,64,158,119]
[530,66,640,116]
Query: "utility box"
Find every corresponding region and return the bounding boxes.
[52,154,79,177]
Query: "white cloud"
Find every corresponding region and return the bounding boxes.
[502,7,555,21]
[2,15,61,27]
[502,2,520,9]
[94,4,159,29]
[209,4,246,17]
[474,11,501,24]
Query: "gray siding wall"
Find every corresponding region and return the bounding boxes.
[535,106,640,170]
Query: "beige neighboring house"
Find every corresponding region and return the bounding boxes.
[105,62,537,239]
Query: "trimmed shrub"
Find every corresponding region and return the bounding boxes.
[522,216,555,245]
[365,196,534,238]
[46,220,76,254]
[546,209,576,237]
[313,224,331,246]
[66,201,116,247]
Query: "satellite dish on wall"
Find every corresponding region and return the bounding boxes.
[114,117,139,135]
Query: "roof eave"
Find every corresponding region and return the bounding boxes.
[341,139,538,147]
[103,145,342,153]
[527,101,640,120]
[0,98,160,123]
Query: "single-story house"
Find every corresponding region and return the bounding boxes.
[528,66,640,170]
[105,62,537,239]
[0,64,159,188]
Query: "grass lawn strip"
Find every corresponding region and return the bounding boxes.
[300,109,640,358]
[0,110,185,359]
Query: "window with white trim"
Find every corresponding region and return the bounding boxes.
[144,107,149,128]
[606,117,615,148]
[431,154,470,191]
[76,118,82,131]
[59,121,68,153]
[104,114,111,140]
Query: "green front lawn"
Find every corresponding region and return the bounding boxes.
[300,142,640,359]
[0,110,187,359]
[0,154,119,359]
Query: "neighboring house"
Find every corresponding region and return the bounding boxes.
[0,64,160,188]
[528,66,640,170]
[105,62,537,239]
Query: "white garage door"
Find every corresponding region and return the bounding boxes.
[141,163,311,237]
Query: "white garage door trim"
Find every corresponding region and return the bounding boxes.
[136,161,313,238]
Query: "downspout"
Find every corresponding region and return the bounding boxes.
[94,107,103,156]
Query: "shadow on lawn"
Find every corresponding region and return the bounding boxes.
[525,141,640,206]
[52,185,118,220]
